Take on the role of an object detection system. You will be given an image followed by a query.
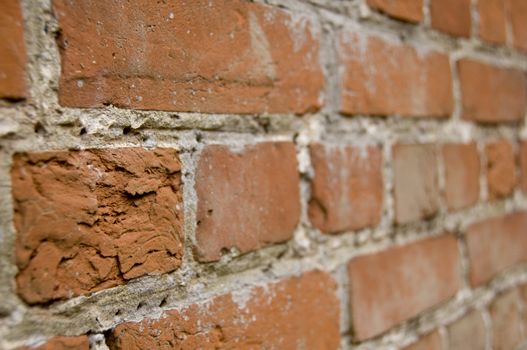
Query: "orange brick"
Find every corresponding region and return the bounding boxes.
[367,0,423,22]
[520,141,527,193]
[403,331,442,350]
[508,0,527,51]
[308,144,383,234]
[53,0,323,114]
[458,59,526,123]
[490,290,524,350]
[339,31,453,118]
[430,0,471,37]
[194,142,300,262]
[17,336,89,350]
[478,0,507,44]
[466,212,527,286]
[108,271,340,349]
[443,143,480,210]
[347,234,462,340]
[446,310,486,350]
[393,144,439,224]
[0,0,27,99]
[485,140,517,200]
[12,148,184,304]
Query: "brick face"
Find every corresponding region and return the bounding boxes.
[490,290,524,350]
[339,32,453,118]
[458,59,527,123]
[446,310,486,350]
[107,271,340,350]
[17,336,89,350]
[442,143,480,210]
[430,0,471,37]
[485,140,517,200]
[194,142,300,262]
[403,332,442,350]
[509,0,527,51]
[0,0,27,99]
[347,234,461,340]
[52,0,323,114]
[367,0,423,22]
[466,212,527,286]
[392,144,439,224]
[520,141,527,192]
[478,0,507,44]
[12,148,184,304]
[308,144,383,234]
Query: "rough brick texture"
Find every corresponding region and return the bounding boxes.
[11,148,184,304]
[430,0,471,37]
[466,212,527,286]
[478,0,507,44]
[520,141,527,192]
[393,144,439,224]
[0,0,27,99]
[509,0,527,51]
[107,271,340,350]
[194,142,300,262]
[367,0,423,22]
[403,332,442,350]
[17,336,89,350]
[489,290,524,350]
[347,234,461,340]
[339,32,453,118]
[485,140,517,200]
[53,0,323,114]
[308,144,383,234]
[446,310,486,350]
[458,59,527,123]
[442,143,480,210]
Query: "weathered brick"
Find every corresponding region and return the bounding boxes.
[0,0,27,99]
[403,331,442,350]
[430,0,471,37]
[478,0,507,44]
[458,59,527,123]
[308,144,383,234]
[446,310,486,350]
[53,0,323,114]
[485,140,517,200]
[17,336,89,350]
[442,143,480,210]
[339,31,453,118]
[12,148,184,304]
[347,234,461,340]
[466,212,527,286]
[367,0,423,22]
[509,0,527,51]
[490,290,524,350]
[520,141,527,193]
[108,271,340,350]
[194,142,300,262]
[393,144,439,224]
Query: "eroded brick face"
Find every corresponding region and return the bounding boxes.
[53,0,323,114]
[367,0,423,22]
[466,212,527,286]
[446,310,486,350]
[490,290,524,350]
[458,59,527,123]
[339,31,453,118]
[0,0,27,99]
[430,0,471,37]
[12,148,184,304]
[485,140,517,200]
[442,143,480,210]
[194,142,300,262]
[347,234,461,340]
[308,144,383,234]
[16,336,89,350]
[107,271,340,350]
[520,142,527,193]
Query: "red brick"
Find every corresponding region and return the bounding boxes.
[52,0,323,114]
[520,141,527,192]
[442,143,480,210]
[490,290,524,350]
[17,336,89,350]
[12,148,184,304]
[458,59,527,123]
[485,140,517,200]
[367,0,423,22]
[430,0,471,37]
[108,271,340,350]
[508,0,527,51]
[393,144,439,224]
[347,234,462,340]
[308,144,383,234]
[339,31,453,118]
[0,0,27,99]
[194,142,300,262]
[403,331,442,350]
[446,310,486,350]
[478,0,507,44]
[466,212,527,286]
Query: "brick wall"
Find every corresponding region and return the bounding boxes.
[1,0,527,349]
